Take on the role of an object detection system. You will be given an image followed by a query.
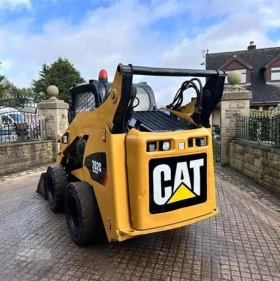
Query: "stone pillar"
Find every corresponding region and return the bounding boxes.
[38,86,69,159]
[220,71,252,166]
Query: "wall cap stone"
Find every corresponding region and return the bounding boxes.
[227,71,242,87]
[232,139,280,155]
[38,100,69,110]
[47,85,59,99]
[222,88,252,101]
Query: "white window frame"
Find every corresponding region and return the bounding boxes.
[271,67,280,81]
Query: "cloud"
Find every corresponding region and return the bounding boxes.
[0,59,14,74]
[0,0,279,106]
[259,7,280,28]
[0,0,31,9]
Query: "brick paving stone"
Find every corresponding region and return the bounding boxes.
[0,165,279,281]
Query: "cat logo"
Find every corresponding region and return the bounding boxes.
[149,153,207,214]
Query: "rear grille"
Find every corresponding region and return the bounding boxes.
[130,111,196,132]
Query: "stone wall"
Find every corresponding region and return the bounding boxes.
[229,139,280,195]
[0,87,68,176]
[0,140,54,176]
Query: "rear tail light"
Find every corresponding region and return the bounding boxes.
[147,142,157,152]
[196,138,206,147]
[147,137,206,152]
[188,137,207,147]
[147,140,171,152]
[160,141,171,151]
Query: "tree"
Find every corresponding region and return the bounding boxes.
[32,58,85,102]
[7,82,33,99]
[0,62,10,99]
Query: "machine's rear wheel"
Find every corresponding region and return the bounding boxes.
[45,165,68,212]
[64,181,104,245]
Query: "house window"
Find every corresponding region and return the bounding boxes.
[225,69,247,84]
[271,67,280,81]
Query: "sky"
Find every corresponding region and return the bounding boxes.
[0,0,280,105]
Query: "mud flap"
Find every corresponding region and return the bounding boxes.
[36,172,47,200]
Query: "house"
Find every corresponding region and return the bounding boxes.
[206,42,280,126]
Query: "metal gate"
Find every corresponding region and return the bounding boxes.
[0,98,44,143]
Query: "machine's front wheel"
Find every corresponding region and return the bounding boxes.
[64,181,104,245]
[45,165,68,212]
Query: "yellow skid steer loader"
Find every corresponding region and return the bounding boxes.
[37,64,225,245]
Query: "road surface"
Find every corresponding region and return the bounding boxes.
[0,166,279,281]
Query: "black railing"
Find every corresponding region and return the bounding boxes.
[235,113,280,146]
[0,98,45,144]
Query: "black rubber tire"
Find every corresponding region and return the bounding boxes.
[64,181,104,245]
[45,165,68,212]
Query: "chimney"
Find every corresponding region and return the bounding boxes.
[247,41,256,50]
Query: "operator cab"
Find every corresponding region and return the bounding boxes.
[68,70,157,123]
[68,66,224,133]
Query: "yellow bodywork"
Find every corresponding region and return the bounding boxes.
[56,66,218,242]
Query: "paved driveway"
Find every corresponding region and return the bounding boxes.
[0,166,279,281]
